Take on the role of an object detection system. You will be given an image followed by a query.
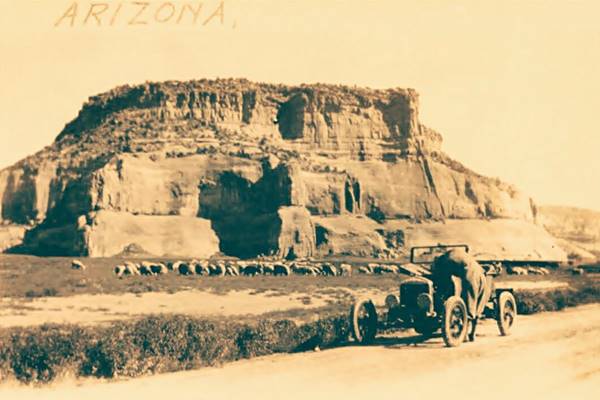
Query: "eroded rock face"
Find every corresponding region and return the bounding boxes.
[0,79,546,259]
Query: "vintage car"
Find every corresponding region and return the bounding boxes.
[349,244,517,347]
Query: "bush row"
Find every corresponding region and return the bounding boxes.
[514,285,600,315]
[0,314,350,384]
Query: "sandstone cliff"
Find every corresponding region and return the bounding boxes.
[0,78,561,260]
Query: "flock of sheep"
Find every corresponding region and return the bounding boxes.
[69,259,554,278]
[507,266,551,276]
[111,260,359,278]
[109,260,414,278]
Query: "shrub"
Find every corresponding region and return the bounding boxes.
[7,325,88,383]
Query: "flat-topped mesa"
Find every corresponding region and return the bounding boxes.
[0,78,562,261]
[56,79,442,159]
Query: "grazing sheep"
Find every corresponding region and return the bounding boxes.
[374,264,399,275]
[139,262,154,276]
[114,265,125,278]
[321,263,337,276]
[358,265,372,275]
[340,263,352,276]
[225,264,240,276]
[71,260,87,271]
[176,262,194,276]
[124,261,141,276]
[150,263,168,275]
[273,263,291,276]
[242,264,262,276]
[509,266,528,276]
[293,265,319,276]
[194,261,210,276]
[165,261,176,271]
[261,263,275,275]
[209,262,226,277]
[528,267,545,276]
[114,263,138,278]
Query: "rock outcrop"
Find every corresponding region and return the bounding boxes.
[0,78,561,260]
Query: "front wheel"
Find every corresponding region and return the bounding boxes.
[496,291,517,336]
[442,296,468,347]
[350,299,378,345]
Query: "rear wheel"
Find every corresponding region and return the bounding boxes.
[350,299,378,344]
[442,296,468,347]
[496,291,517,336]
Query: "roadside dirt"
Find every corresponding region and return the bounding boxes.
[0,279,568,328]
[0,287,388,327]
[1,304,598,400]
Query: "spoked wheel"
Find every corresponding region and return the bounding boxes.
[496,291,517,336]
[350,299,378,345]
[442,296,468,347]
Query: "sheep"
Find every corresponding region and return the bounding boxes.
[209,262,226,277]
[358,265,373,275]
[273,263,291,276]
[124,261,141,276]
[339,263,352,276]
[114,264,125,278]
[194,261,210,276]
[176,261,194,276]
[126,264,138,276]
[261,262,275,275]
[139,262,154,276]
[165,261,176,271]
[225,264,240,276]
[71,260,87,271]
[242,264,262,276]
[292,265,319,276]
[321,263,337,276]
[115,262,139,277]
[149,262,168,275]
[374,264,399,275]
[509,266,528,276]
[527,267,545,275]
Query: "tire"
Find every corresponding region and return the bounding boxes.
[413,316,438,338]
[442,296,468,347]
[496,291,517,336]
[350,299,378,345]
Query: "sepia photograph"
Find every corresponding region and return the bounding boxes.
[0,1,599,399]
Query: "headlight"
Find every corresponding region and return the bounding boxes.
[385,294,400,309]
[416,293,433,310]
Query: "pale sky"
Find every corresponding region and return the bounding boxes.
[0,0,599,210]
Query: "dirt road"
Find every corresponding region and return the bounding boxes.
[2,304,599,400]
